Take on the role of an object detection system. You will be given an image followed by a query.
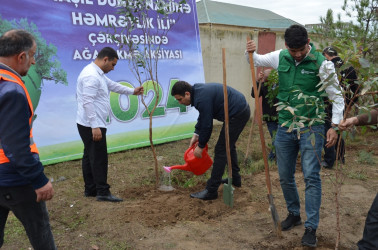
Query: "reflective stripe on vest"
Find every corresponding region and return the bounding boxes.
[0,69,39,164]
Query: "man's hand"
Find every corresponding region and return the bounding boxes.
[194,146,203,158]
[339,117,358,130]
[189,134,199,147]
[246,40,257,53]
[133,86,144,95]
[325,127,338,148]
[92,127,102,141]
[35,181,54,202]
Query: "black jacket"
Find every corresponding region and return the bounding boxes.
[331,56,359,106]
[191,83,248,148]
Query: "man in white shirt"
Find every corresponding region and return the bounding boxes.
[76,47,143,202]
[246,25,344,247]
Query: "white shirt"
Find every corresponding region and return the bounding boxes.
[76,62,134,128]
[247,48,344,124]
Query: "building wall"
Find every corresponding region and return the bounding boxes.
[198,24,286,112]
[198,23,319,114]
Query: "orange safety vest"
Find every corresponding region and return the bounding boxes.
[0,69,39,164]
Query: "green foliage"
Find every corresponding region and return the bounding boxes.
[310,1,377,141]
[275,89,327,133]
[0,15,67,86]
[314,0,377,61]
[357,150,376,164]
[265,69,279,108]
[240,159,265,176]
[347,169,368,181]
[170,170,209,188]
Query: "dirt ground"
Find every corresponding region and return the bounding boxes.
[2,125,377,249]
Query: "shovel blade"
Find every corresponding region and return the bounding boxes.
[223,182,234,207]
[267,194,282,237]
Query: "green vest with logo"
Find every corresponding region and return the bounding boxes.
[277,43,326,127]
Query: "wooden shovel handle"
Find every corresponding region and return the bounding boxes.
[222,48,232,179]
[247,37,273,195]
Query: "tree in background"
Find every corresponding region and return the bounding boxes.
[110,0,187,187]
[0,16,67,112]
[316,0,377,60]
[313,0,377,118]
[311,0,377,248]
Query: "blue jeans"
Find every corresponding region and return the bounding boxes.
[0,185,56,249]
[266,121,278,161]
[275,125,324,229]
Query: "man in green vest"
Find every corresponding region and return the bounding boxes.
[246,25,344,247]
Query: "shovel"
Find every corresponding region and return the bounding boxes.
[244,70,264,163]
[221,48,234,208]
[247,37,281,236]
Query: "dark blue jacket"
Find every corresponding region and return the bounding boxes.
[191,83,248,148]
[0,64,48,189]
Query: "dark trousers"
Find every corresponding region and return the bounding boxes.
[323,120,345,167]
[358,193,378,250]
[77,124,110,196]
[206,106,251,193]
[0,185,56,249]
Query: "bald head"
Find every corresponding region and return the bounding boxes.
[0,29,35,57]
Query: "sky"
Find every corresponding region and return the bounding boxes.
[196,0,352,25]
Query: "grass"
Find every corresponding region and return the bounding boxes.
[3,122,375,249]
[357,150,376,165]
[3,215,25,245]
[347,170,368,181]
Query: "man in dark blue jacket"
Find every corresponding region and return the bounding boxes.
[171,81,250,200]
[0,30,56,249]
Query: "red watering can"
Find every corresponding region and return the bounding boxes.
[163,143,213,175]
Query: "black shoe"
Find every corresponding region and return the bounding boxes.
[281,212,302,231]
[190,189,218,200]
[84,191,97,197]
[301,227,317,247]
[96,194,123,202]
[221,178,241,188]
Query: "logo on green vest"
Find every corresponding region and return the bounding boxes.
[301,69,315,75]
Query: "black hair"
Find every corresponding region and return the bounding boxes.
[171,81,192,96]
[97,47,119,60]
[322,46,338,57]
[284,25,308,49]
[0,29,35,57]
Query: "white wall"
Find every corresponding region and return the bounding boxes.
[198,24,286,114]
